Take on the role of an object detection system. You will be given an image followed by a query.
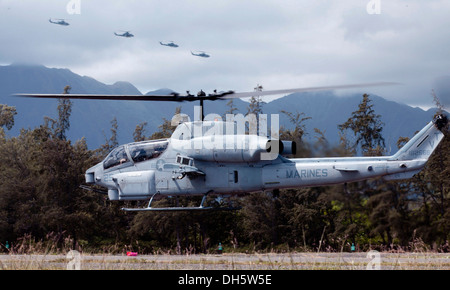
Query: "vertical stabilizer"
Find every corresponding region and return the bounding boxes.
[389,114,447,161]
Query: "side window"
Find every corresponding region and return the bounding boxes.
[103,146,129,169]
[129,141,169,164]
[130,145,154,162]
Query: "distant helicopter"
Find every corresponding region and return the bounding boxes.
[191,51,210,58]
[114,31,134,38]
[49,18,69,26]
[15,83,448,212]
[160,41,179,48]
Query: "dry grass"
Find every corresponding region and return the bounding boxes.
[1,252,449,270]
[1,234,449,270]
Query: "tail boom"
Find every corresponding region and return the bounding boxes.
[262,114,448,188]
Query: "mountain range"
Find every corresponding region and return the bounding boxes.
[0,64,443,154]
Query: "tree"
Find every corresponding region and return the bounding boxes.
[412,128,449,246]
[54,98,73,140]
[363,137,414,248]
[278,187,336,250]
[42,86,73,141]
[334,94,386,247]
[150,107,181,139]
[223,99,238,118]
[98,117,119,157]
[279,110,311,157]
[241,192,282,249]
[0,104,17,131]
[247,84,265,117]
[55,86,73,140]
[0,100,130,250]
[338,94,385,156]
[245,84,266,135]
[133,122,148,142]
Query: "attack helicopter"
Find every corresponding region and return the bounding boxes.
[16,83,448,211]
[114,31,134,38]
[160,41,179,48]
[49,18,69,26]
[191,51,210,58]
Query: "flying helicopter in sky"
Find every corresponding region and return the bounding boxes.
[160,41,179,48]
[114,31,134,38]
[49,18,69,26]
[191,51,210,58]
[16,83,448,212]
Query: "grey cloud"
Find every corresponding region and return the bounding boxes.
[1,0,449,109]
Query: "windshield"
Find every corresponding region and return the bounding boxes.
[103,146,129,169]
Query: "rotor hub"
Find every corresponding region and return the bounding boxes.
[434,114,448,130]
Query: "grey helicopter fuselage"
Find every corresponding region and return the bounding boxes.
[16,83,446,211]
[85,115,448,205]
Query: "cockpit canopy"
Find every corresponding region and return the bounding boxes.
[103,139,169,170]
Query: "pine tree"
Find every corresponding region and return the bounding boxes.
[279,110,311,157]
[150,107,181,139]
[98,117,119,157]
[335,94,386,248]
[245,84,266,135]
[133,122,148,142]
[55,86,73,140]
[0,104,17,131]
[338,94,385,156]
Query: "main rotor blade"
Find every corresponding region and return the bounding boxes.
[14,82,398,102]
[223,82,399,99]
[14,91,234,102]
[14,93,188,102]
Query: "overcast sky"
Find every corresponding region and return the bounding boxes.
[1,0,449,109]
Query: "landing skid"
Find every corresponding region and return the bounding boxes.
[122,206,241,212]
[121,193,241,212]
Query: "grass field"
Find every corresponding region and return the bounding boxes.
[0,252,449,270]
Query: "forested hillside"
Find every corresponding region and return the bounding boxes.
[0,93,448,254]
[1,64,443,150]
